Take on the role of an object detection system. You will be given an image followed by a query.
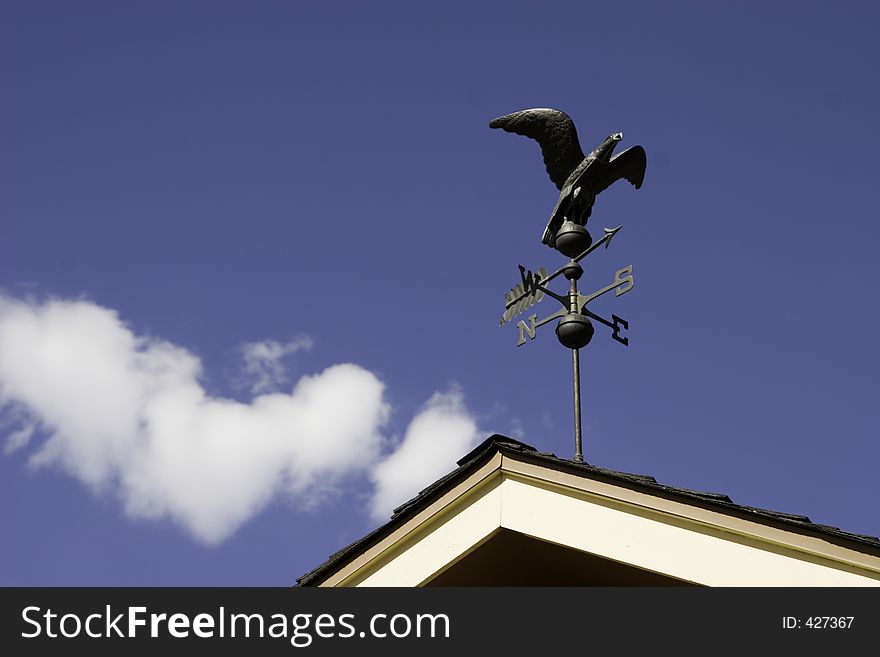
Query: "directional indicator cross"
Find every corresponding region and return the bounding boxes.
[498,223,636,463]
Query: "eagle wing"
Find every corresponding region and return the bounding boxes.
[595,145,647,194]
[489,108,586,190]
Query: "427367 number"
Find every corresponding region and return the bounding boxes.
[782,616,854,629]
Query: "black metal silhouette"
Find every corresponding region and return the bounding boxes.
[490,108,646,250]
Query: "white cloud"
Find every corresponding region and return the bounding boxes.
[368,387,482,521]
[240,337,313,394]
[0,294,487,544]
[0,295,389,544]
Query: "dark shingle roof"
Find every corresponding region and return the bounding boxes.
[297,434,880,586]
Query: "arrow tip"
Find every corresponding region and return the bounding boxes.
[603,225,623,248]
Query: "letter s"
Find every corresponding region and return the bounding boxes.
[22,606,41,638]
[337,614,355,638]
[614,265,633,296]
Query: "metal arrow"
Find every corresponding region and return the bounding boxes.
[503,226,622,312]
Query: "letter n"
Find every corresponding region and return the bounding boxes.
[516,314,538,346]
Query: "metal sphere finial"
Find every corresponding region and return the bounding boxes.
[554,221,592,258]
[562,260,583,281]
[556,313,594,349]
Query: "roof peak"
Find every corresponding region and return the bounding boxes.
[455,434,538,466]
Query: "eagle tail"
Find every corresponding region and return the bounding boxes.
[541,215,561,248]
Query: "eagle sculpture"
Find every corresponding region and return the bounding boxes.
[490,108,647,249]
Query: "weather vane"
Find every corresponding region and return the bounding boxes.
[490,108,646,463]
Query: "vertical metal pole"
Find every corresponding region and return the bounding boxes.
[569,269,584,463]
[572,347,583,462]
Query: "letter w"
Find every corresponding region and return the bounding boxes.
[519,265,541,296]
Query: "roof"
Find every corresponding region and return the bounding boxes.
[297,434,880,586]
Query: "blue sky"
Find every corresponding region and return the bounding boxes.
[1,1,878,584]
